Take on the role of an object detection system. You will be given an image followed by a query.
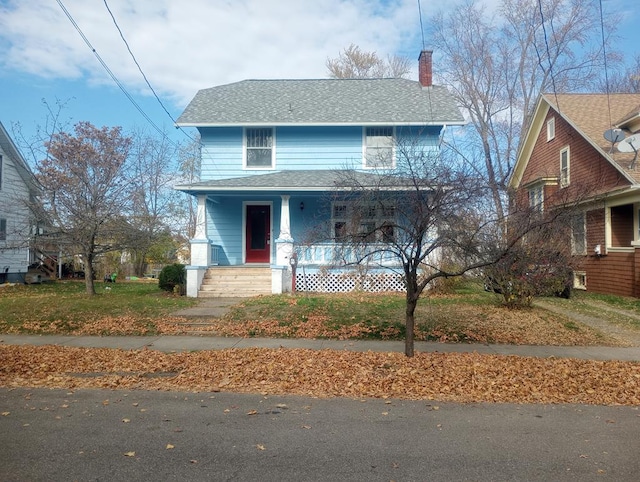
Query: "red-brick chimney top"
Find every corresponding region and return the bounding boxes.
[418,50,433,87]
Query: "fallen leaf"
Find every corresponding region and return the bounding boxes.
[256,444,266,451]
[1,412,10,416]
[166,444,174,450]
[122,418,130,423]
[247,410,258,415]
[124,452,135,457]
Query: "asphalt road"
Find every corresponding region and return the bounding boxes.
[1,388,639,481]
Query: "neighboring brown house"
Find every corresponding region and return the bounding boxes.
[510,93,640,298]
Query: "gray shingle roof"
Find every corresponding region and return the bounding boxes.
[174,170,409,193]
[177,79,465,126]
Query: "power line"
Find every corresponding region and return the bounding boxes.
[598,0,613,128]
[102,0,197,143]
[537,0,560,110]
[55,0,179,146]
[417,0,426,50]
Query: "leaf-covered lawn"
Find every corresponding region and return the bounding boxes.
[1,345,639,405]
[0,283,622,345]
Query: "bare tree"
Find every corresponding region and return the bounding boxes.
[323,137,509,356]
[429,0,618,221]
[326,44,411,79]
[598,54,640,93]
[36,122,133,294]
[124,129,184,276]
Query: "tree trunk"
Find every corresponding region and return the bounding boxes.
[405,294,418,357]
[84,252,96,295]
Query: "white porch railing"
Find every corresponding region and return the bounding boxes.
[295,243,401,267]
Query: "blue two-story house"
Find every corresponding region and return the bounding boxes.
[175,51,464,297]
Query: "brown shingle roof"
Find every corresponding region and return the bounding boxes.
[543,93,640,182]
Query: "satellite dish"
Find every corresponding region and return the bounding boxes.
[604,128,625,143]
[617,133,640,153]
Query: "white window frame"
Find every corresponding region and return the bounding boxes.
[546,117,555,141]
[331,201,396,243]
[573,271,586,290]
[528,184,544,212]
[243,127,275,169]
[560,146,570,188]
[363,126,395,169]
[570,212,586,255]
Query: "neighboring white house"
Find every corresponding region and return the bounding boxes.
[0,121,39,283]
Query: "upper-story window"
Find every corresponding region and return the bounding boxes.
[244,128,274,168]
[546,117,555,141]
[560,146,570,187]
[364,127,394,169]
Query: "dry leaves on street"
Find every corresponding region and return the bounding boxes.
[1,344,639,405]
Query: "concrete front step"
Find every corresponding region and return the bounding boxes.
[199,267,272,298]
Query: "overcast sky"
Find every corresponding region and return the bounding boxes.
[0,0,637,153]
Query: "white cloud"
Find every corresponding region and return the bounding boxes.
[0,0,421,106]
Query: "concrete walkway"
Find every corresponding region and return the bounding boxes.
[3,296,640,362]
[2,333,640,362]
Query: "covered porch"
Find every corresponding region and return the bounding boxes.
[174,170,407,297]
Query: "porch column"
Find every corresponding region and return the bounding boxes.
[187,194,211,297]
[194,194,207,240]
[190,195,211,266]
[274,195,295,292]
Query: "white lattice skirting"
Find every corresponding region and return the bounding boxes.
[295,271,406,293]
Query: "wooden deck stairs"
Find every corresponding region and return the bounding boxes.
[198,266,272,297]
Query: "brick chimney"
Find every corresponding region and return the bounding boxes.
[418,50,433,87]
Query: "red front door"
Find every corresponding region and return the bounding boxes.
[245,205,271,263]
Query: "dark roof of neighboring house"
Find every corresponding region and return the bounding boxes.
[174,169,412,193]
[0,121,39,194]
[177,78,465,127]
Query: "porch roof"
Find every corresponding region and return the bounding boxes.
[174,170,412,193]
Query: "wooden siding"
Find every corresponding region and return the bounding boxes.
[520,109,630,207]
[0,150,32,276]
[582,251,635,297]
[199,125,442,181]
[576,208,638,297]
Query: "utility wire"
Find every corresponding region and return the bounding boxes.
[55,0,179,145]
[598,0,613,128]
[417,0,426,50]
[102,0,197,143]
[537,0,560,111]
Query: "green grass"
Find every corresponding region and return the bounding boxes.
[576,291,640,314]
[227,281,499,340]
[0,280,198,331]
[2,278,633,344]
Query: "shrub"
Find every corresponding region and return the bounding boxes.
[158,264,186,293]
